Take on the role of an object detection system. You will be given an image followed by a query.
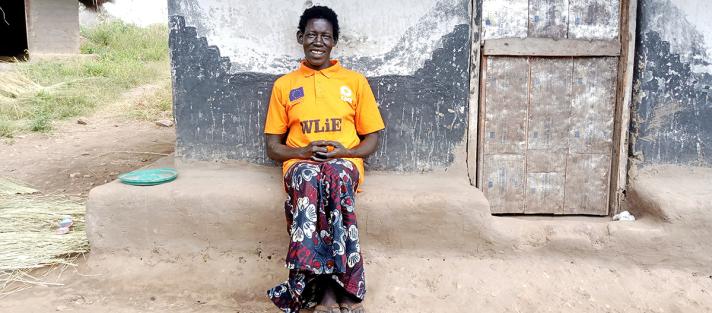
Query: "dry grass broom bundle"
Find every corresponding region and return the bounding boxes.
[0,190,89,295]
[0,196,85,233]
[0,232,88,271]
[0,178,38,196]
[0,71,41,100]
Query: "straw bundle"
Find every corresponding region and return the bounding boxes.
[0,196,85,234]
[0,71,41,100]
[0,178,38,196]
[0,232,88,271]
[0,188,89,294]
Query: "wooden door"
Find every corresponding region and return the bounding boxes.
[477,0,628,215]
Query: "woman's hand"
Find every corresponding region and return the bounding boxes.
[320,141,351,160]
[304,140,331,161]
[266,135,333,162]
[266,132,381,162]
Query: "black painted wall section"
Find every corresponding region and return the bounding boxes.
[365,24,470,171]
[169,16,276,164]
[169,15,471,171]
[631,0,712,167]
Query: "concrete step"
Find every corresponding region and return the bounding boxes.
[86,159,492,256]
[627,165,712,227]
[86,159,711,270]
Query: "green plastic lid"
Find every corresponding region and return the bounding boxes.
[118,168,178,186]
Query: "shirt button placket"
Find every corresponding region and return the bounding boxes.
[315,74,321,95]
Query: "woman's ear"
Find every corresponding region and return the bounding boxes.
[296,31,304,44]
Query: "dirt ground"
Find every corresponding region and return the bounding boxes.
[2,86,712,312]
[0,83,175,198]
[1,250,711,313]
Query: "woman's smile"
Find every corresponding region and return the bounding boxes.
[300,18,335,70]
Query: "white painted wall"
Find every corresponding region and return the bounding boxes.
[27,0,80,54]
[170,0,467,76]
[645,0,712,73]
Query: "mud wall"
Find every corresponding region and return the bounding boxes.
[631,0,712,167]
[168,0,474,172]
[26,0,80,55]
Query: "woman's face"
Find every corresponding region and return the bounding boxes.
[298,18,335,70]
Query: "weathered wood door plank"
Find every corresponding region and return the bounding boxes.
[483,38,620,57]
[484,57,529,155]
[568,0,621,40]
[483,0,528,39]
[569,57,617,154]
[484,154,526,214]
[564,153,611,214]
[528,58,573,152]
[529,0,569,38]
[525,57,572,213]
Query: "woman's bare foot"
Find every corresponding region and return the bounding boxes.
[320,285,338,306]
[337,289,364,313]
[315,285,341,313]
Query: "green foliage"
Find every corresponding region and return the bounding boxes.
[0,119,15,138]
[129,82,174,121]
[0,21,170,137]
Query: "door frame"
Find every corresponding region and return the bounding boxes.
[466,0,638,215]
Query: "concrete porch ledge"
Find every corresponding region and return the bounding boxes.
[87,158,712,267]
[627,165,712,227]
[82,160,712,307]
[86,158,494,257]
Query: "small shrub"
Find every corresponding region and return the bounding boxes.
[29,114,51,132]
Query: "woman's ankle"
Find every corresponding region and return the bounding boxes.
[320,285,338,306]
[337,289,361,306]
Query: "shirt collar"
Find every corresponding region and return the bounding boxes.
[298,60,341,78]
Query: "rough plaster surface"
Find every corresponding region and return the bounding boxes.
[168,0,473,172]
[627,165,712,225]
[87,159,495,257]
[631,0,712,167]
[168,0,467,76]
[86,159,712,264]
[83,159,712,311]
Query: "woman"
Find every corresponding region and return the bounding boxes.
[264,5,384,313]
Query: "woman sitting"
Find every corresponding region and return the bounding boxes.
[264,6,384,313]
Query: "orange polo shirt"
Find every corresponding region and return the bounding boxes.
[264,60,385,184]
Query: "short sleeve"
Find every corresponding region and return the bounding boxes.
[355,76,385,135]
[264,81,288,134]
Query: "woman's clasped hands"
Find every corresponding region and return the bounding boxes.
[303,140,350,162]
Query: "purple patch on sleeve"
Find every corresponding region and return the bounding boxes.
[289,87,304,102]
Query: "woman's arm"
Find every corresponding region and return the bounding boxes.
[265,134,330,162]
[266,131,381,162]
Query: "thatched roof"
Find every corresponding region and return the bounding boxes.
[79,0,113,10]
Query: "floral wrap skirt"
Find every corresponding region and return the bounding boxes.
[267,159,366,313]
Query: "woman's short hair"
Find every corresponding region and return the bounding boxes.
[298,6,340,43]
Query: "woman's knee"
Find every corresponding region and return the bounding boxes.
[288,162,320,185]
[322,160,357,181]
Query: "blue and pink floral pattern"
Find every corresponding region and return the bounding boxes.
[268,159,365,313]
